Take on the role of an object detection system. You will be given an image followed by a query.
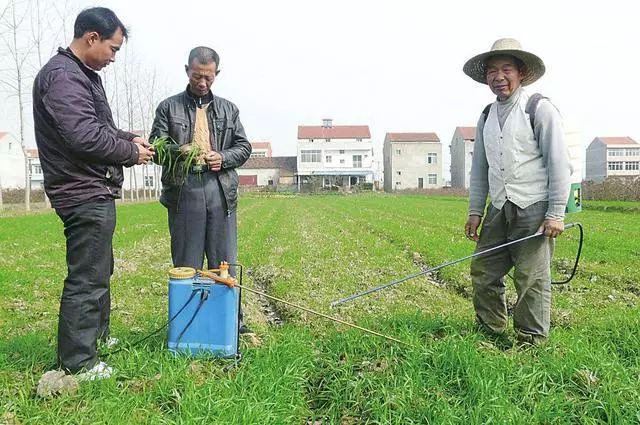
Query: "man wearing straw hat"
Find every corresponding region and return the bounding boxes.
[463,38,571,345]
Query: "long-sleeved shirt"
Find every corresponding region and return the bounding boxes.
[469,87,571,220]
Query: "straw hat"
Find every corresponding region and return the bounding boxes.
[463,38,545,86]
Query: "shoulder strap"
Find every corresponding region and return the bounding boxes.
[481,103,492,125]
[481,93,548,130]
[525,93,547,130]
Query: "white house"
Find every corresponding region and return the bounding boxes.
[450,126,476,189]
[250,141,272,158]
[383,132,442,191]
[238,156,297,187]
[297,119,374,189]
[0,132,43,189]
[585,137,640,182]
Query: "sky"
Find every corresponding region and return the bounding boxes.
[2,0,639,180]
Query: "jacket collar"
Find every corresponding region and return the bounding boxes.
[57,47,100,80]
[184,86,214,108]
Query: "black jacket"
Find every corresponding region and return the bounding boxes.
[149,90,251,213]
[32,48,139,209]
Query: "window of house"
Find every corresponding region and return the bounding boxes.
[395,149,401,155]
[608,161,623,170]
[339,150,345,154]
[353,155,362,168]
[144,175,154,187]
[326,155,332,163]
[301,150,321,163]
[309,139,314,142]
[31,164,42,175]
[326,138,330,142]
[608,149,624,157]
[625,161,639,170]
[626,148,640,156]
[340,159,345,164]
[356,138,363,142]
[250,152,266,158]
[427,153,438,165]
[395,181,401,186]
[418,177,424,188]
[396,171,401,176]
[428,174,437,185]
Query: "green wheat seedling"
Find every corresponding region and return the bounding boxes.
[150,136,176,175]
[150,137,206,184]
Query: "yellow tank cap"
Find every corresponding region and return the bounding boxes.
[169,267,196,279]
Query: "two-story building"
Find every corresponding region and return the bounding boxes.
[383,132,442,191]
[586,137,640,182]
[450,126,476,189]
[297,119,374,189]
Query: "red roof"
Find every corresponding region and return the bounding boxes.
[26,148,39,158]
[0,132,7,139]
[298,125,371,140]
[251,141,272,149]
[385,132,440,142]
[457,127,476,140]
[241,156,297,175]
[596,137,638,146]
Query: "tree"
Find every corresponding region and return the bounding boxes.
[0,0,34,210]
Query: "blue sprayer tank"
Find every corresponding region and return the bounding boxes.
[167,267,239,357]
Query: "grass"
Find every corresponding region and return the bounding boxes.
[1,194,639,424]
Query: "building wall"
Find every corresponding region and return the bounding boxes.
[585,141,606,181]
[297,138,374,181]
[0,135,43,189]
[451,129,476,189]
[0,135,27,188]
[122,164,163,192]
[237,168,281,186]
[383,138,392,192]
[385,141,442,190]
[605,146,640,179]
[586,141,640,181]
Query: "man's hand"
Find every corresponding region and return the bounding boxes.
[132,136,152,149]
[135,143,154,165]
[538,219,564,238]
[205,151,223,171]
[133,136,154,165]
[465,215,482,242]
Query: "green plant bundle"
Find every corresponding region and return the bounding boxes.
[150,137,206,184]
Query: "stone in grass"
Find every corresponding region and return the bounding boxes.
[36,370,79,398]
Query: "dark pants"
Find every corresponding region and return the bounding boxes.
[55,198,115,373]
[167,173,237,270]
[471,201,553,342]
[165,172,243,323]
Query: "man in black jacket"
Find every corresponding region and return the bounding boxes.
[150,46,251,331]
[32,7,154,379]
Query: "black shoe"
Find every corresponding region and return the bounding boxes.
[239,324,254,335]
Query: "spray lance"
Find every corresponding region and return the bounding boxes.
[330,222,583,308]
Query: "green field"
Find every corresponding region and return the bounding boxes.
[1,194,639,424]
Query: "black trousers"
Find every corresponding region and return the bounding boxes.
[55,198,115,373]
